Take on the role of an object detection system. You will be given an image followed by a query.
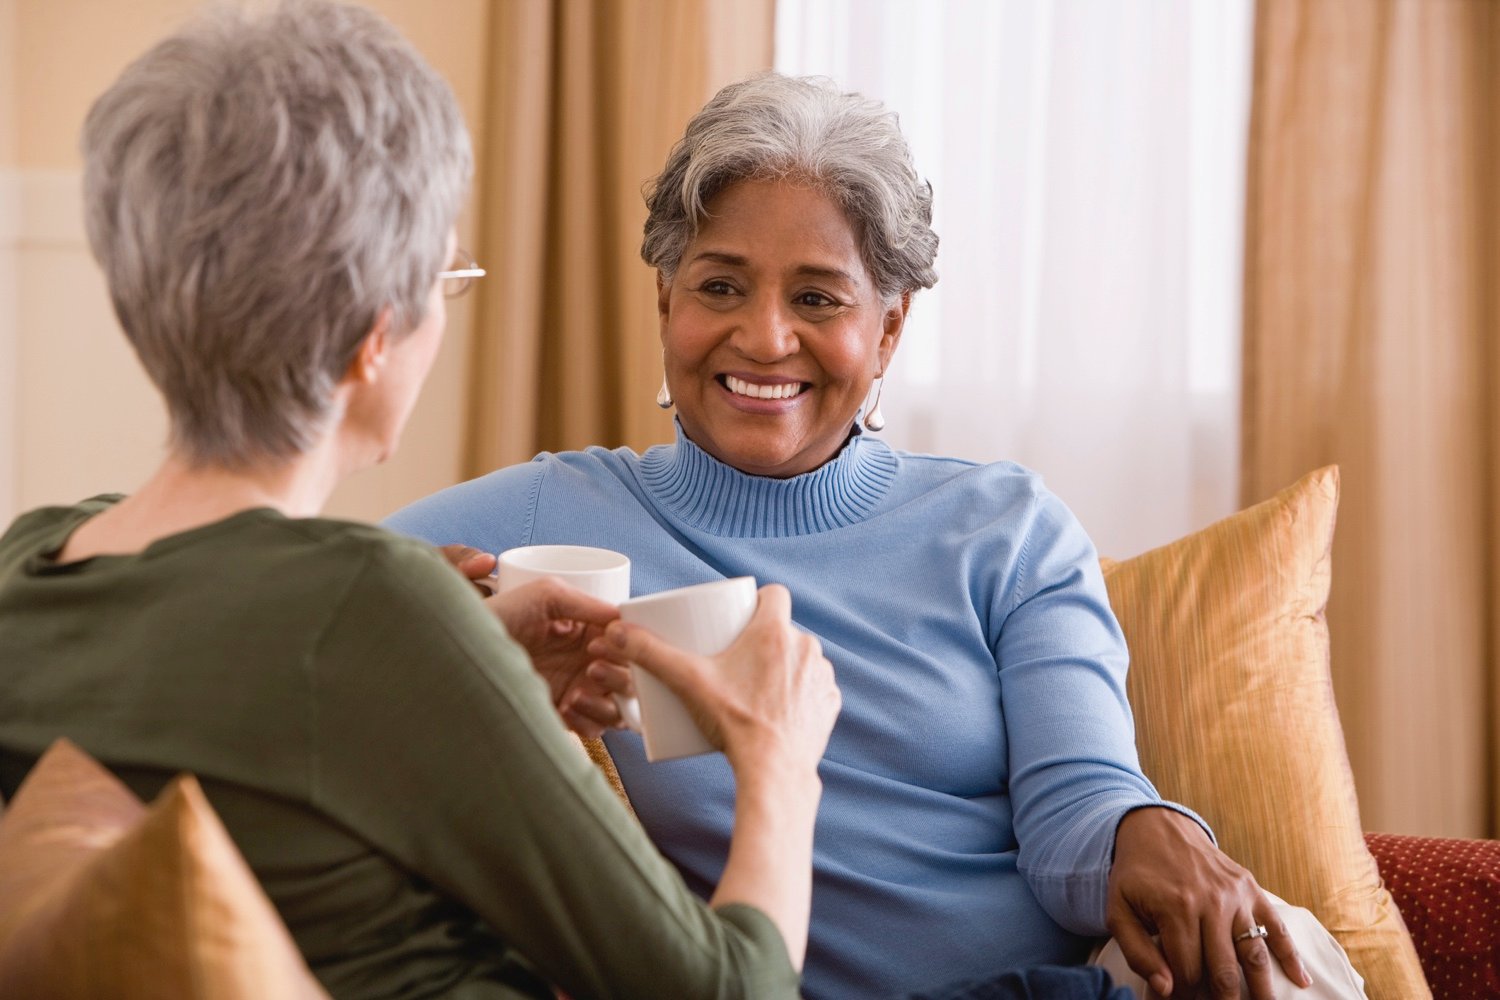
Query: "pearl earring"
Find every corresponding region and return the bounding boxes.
[656,375,673,409]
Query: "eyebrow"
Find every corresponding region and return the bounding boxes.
[688,251,860,286]
[691,251,749,267]
[792,264,859,285]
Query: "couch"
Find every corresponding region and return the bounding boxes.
[1363,833,1500,998]
[1,465,1496,998]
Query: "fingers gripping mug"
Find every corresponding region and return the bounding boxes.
[618,577,757,762]
[494,545,639,730]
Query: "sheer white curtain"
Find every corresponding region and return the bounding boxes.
[775,0,1253,557]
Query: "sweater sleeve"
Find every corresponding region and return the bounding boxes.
[307,538,800,1000]
[382,460,545,555]
[995,487,1210,935]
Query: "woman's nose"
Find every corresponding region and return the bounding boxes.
[730,294,799,362]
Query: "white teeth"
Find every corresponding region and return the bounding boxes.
[725,376,803,400]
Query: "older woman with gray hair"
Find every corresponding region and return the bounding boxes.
[392,73,1369,1000]
[0,6,850,999]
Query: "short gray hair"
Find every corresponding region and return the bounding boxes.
[642,72,938,301]
[82,0,472,467]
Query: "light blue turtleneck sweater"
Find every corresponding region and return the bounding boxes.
[387,427,1203,1000]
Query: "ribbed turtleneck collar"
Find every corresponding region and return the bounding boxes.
[638,422,899,538]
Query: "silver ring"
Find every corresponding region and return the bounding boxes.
[1234,924,1269,943]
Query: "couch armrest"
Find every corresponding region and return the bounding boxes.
[1364,832,1500,999]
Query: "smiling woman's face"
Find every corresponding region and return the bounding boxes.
[658,178,908,479]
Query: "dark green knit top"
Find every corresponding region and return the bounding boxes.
[0,497,797,1000]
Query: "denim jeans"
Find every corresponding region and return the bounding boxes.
[904,965,1131,1000]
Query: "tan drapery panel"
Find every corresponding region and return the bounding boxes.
[466,0,774,475]
[1242,0,1499,836]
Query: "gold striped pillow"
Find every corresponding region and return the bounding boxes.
[0,740,329,999]
[1103,466,1428,999]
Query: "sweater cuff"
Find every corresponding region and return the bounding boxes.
[1025,799,1218,936]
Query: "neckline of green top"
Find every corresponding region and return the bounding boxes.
[30,501,288,575]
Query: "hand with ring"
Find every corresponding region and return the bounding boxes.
[1106,807,1314,998]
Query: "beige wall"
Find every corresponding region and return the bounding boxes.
[1,0,487,525]
[1,0,17,524]
[0,0,13,166]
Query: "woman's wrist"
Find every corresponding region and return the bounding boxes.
[715,747,823,970]
[1113,804,1211,861]
[726,742,824,799]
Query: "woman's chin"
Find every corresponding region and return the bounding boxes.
[706,435,827,479]
[682,410,856,478]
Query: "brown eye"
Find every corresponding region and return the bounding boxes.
[795,291,837,308]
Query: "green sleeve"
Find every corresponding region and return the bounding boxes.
[306,539,801,1000]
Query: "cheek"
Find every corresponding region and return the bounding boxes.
[822,327,885,382]
[663,309,717,370]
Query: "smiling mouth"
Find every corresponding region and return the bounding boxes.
[720,375,809,400]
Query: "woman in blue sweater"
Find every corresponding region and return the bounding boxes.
[389,75,1354,1000]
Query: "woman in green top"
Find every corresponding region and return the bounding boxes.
[0,3,838,997]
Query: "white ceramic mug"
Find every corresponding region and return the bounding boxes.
[618,576,757,762]
[493,545,640,731]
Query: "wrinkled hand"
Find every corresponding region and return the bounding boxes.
[590,584,840,773]
[1107,807,1313,999]
[482,578,629,739]
[437,544,498,595]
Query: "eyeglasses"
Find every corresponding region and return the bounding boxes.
[438,248,485,298]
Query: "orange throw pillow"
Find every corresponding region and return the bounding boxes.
[0,739,328,999]
[1102,466,1428,999]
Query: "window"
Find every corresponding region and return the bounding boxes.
[776,0,1254,556]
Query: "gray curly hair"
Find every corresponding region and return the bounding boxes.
[641,72,938,302]
[82,0,472,468]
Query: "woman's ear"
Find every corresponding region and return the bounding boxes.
[878,292,911,371]
[343,307,395,386]
[656,272,671,329]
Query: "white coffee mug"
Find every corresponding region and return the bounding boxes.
[493,545,639,730]
[618,576,757,762]
[495,545,630,600]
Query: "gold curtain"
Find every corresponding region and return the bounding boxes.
[1242,0,1499,836]
[465,0,774,475]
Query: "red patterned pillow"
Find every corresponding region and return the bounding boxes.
[1365,833,1500,999]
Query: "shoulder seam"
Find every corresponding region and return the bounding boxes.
[1007,489,1043,619]
[897,450,984,471]
[521,460,546,546]
[303,542,378,810]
